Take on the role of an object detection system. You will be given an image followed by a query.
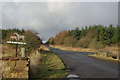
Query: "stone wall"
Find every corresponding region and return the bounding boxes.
[1,57,29,79]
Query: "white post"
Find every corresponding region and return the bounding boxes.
[21,48,25,57]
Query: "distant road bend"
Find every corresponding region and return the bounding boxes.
[48,46,119,78]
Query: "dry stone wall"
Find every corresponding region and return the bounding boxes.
[1,57,29,79]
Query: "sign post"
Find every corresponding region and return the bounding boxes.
[16,43,18,57]
[7,41,26,57]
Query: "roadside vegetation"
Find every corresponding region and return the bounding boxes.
[38,52,67,78]
[30,45,67,79]
[50,45,120,62]
[88,54,119,63]
[47,25,120,61]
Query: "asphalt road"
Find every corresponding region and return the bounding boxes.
[48,47,119,78]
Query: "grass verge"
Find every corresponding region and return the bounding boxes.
[37,52,68,79]
[50,45,97,53]
[50,45,120,62]
[88,54,120,63]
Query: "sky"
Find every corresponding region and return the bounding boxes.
[1,1,118,42]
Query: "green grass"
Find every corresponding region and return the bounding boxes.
[37,53,68,79]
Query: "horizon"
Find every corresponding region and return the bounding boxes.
[1,24,118,42]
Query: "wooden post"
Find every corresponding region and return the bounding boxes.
[16,43,18,57]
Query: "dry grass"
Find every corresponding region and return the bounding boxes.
[50,45,120,62]
[2,44,17,57]
[89,54,120,63]
[39,44,50,52]
[102,46,119,56]
[50,45,97,53]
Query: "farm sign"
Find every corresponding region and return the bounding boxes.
[7,41,26,45]
[7,33,26,57]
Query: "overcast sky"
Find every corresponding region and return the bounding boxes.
[1,2,118,41]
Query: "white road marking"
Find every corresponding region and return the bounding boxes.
[67,74,79,78]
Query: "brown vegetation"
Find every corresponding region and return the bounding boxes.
[54,31,68,45]
[50,45,120,61]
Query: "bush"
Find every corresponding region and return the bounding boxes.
[24,30,42,53]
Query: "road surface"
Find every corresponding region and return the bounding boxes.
[48,47,119,78]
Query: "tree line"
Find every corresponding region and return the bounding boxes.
[47,25,120,49]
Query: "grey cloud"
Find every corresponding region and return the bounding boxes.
[2,2,118,41]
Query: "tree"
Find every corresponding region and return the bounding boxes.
[47,25,120,48]
[74,28,81,40]
[54,31,68,44]
[24,30,42,53]
[63,36,77,47]
[112,26,120,43]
